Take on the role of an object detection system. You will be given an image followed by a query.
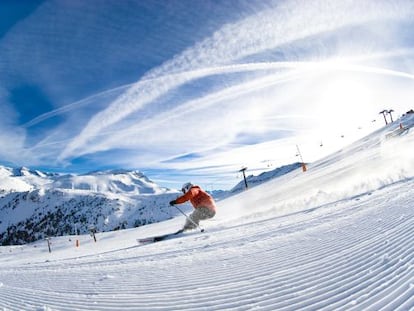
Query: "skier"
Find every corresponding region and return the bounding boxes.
[170,182,216,231]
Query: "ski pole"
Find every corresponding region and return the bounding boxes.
[173,205,205,232]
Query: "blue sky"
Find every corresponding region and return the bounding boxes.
[1,0,414,190]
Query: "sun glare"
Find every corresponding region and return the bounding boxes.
[313,72,375,131]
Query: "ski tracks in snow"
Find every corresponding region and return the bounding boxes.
[0,180,414,310]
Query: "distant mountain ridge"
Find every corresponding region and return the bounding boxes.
[212,162,303,200]
[231,162,303,193]
[51,169,165,194]
[0,167,179,245]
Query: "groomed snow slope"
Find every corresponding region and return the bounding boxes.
[0,115,413,310]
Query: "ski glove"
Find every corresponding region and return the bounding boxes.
[169,200,176,206]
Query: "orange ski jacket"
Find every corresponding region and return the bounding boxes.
[174,186,216,212]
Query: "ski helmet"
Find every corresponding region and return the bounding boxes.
[181,182,193,193]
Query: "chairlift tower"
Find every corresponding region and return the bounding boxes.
[296,145,307,172]
[239,167,248,190]
[379,110,389,125]
[388,109,394,123]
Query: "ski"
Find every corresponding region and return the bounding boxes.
[137,229,185,244]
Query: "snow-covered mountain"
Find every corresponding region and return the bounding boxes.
[211,162,303,200]
[0,167,166,194]
[51,169,166,194]
[0,169,181,245]
[230,162,303,193]
[0,114,413,310]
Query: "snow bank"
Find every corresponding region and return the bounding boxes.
[217,114,414,226]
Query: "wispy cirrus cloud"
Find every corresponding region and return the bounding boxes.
[2,0,414,189]
[55,0,414,159]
